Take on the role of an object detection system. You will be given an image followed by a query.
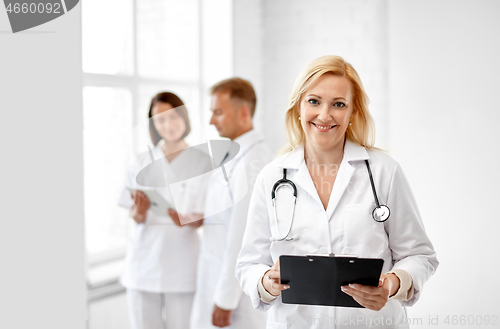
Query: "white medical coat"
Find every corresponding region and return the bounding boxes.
[191,130,272,329]
[236,140,439,329]
[119,143,212,293]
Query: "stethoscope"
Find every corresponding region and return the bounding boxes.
[270,159,390,242]
[220,139,264,205]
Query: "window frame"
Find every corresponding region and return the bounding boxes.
[83,0,204,267]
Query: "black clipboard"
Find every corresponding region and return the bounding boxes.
[280,254,384,308]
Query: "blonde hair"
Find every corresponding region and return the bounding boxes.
[281,55,375,154]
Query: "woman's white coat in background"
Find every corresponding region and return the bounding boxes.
[236,140,439,329]
[191,130,272,329]
[119,142,211,293]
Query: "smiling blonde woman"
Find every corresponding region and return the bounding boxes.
[236,55,438,329]
[282,55,376,154]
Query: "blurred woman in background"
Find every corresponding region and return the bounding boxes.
[119,92,211,329]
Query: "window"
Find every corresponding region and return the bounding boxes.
[83,0,202,262]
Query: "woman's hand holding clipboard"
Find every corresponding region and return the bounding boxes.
[340,271,401,311]
[262,259,291,297]
[130,190,150,224]
[278,254,398,310]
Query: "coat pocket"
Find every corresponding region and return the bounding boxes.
[341,203,388,258]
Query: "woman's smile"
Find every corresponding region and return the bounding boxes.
[311,122,338,132]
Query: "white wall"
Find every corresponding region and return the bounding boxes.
[232,0,265,134]
[209,0,390,153]
[0,4,86,329]
[200,0,233,140]
[203,0,267,140]
[388,0,500,326]
[202,0,267,140]
[260,0,390,153]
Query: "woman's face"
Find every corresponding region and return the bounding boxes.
[299,73,355,152]
[151,102,186,143]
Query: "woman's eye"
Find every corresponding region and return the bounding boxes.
[334,102,346,108]
[308,99,319,105]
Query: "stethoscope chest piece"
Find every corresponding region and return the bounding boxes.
[372,205,390,222]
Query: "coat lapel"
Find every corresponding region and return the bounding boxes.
[325,158,355,220]
[291,162,324,208]
[279,140,370,219]
[278,145,323,207]
[326,140,370,220]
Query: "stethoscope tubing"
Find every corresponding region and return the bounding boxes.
[270,159,391,242]
[271,169,298,241]
[221,139,264,184]
[272,188,296,241]
[364,160,390,222]
[220,139,264,205]
[364,160,380,208]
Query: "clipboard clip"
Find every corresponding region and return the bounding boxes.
[305,253,358,258]
[329,254,358,258]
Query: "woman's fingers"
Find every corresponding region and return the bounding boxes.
[266,269,280,281]
[342,284,380,300]
[136,191,150,209]
[271,280,290,292]
[132,191,141,204]
[130,191,150,222]
[262,259,290,296]
[271,259,280,272]
[167,209,182,227]
[341,283,389,311]
[265,270,289,293]
[137,191,147,202]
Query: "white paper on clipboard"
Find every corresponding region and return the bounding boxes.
[127,187,175,217]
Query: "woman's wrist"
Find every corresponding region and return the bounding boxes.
[261,270,272,294]
[386,269,414,301]
[258,270,279,303]
[386,273,401,297]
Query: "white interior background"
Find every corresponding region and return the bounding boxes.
[1,1,499,328]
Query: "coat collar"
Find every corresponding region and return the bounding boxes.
[277,139,369,218]
[233,129,263,152]
[216,129,264,168]
[278,139,369,169]
[227,129,263,161]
